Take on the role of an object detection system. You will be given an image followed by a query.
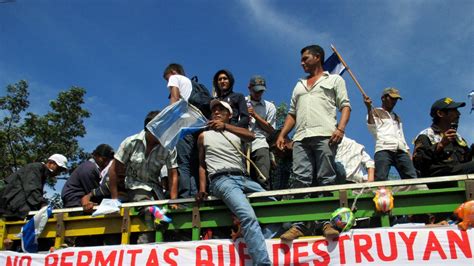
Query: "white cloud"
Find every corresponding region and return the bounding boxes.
[238,0,332,48]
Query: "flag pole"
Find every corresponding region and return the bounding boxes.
[330,44,368,98]
[330,44,383,122]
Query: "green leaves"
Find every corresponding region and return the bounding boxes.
[0,81,90,180]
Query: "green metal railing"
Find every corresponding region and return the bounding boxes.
[1,174,472,250]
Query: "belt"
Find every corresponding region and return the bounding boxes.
[209,170,245,180]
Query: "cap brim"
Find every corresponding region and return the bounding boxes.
[251,85,266,92]
[450,102,466,108]
[387,93,402,100]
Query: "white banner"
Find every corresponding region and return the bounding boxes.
[1,226,473,265]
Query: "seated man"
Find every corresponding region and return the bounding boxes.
[108,110,179,244]
[61,144,114,208]
[196,100,273,265]
[0,154,68,219]
[413,97,474,180]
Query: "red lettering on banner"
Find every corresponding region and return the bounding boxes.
[45,253,59,266]
[312,240,330,266]
[127,249,143,266]
[20,256,32,266]
[60,251,75,266]
[398,231,417,260]
[338,235,351,264]
[6,256,31,266]
[293,242,309,266]
[95,250,117,266]
[354,234,374,263]
[217,245,224,266]
[238,243,251,266]
[229,243,236,266]
[196,245,214,266]
[76,251,92,266]
[6,256,17,266]
[118,250,124,266]
[447,230,472,259]
[164,248,178,266]
[375,232,397,261]
[272,243,290,266]
[145,249,159,266]
[423,231,447,260]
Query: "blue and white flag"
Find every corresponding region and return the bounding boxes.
[468,90,474,114]
[324,52,346,75]
[19,205,52,253]
[147,100,208,150]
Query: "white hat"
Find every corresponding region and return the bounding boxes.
[48,154,68,169]
[210,99,233,115]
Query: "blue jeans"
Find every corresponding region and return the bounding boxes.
[374,150,418,181]
[210,175,272,266]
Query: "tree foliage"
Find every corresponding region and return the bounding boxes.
[275,102,288,130]
[0,80,90,179]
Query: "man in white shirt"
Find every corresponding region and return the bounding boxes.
[364,88,417,181]
[163,63,198,199]
[245,75,276,188]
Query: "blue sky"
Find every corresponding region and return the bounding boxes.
[1,0,473,159]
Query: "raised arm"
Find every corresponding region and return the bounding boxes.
[207,119,255,142]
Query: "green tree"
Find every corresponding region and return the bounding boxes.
[275,102,288,130]
[0,80,90,180]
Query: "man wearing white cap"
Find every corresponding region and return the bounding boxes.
[0,154,68,219]
[196,99,274,265]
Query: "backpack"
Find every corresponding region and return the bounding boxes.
[189,76,212,119]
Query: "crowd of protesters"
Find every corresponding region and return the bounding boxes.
[1,44,473,262]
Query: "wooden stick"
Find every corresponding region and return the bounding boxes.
[331,44,382,122]
[330,44,368,98]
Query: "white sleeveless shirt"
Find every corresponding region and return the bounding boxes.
[203,130,245,177]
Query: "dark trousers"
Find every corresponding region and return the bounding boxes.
[250,148,271,189]
[176,134,199,198]
[374,150,418,181]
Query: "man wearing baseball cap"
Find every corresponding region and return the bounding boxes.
[196,99,276,265]
[413,97,473,181]
[363,87,418,181]
[245,75,276,189]
[0,154,68,219]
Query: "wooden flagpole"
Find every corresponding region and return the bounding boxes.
[330,44,368,98]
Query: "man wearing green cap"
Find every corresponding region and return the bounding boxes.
[364,88,417,181]
[413,97,473,179]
